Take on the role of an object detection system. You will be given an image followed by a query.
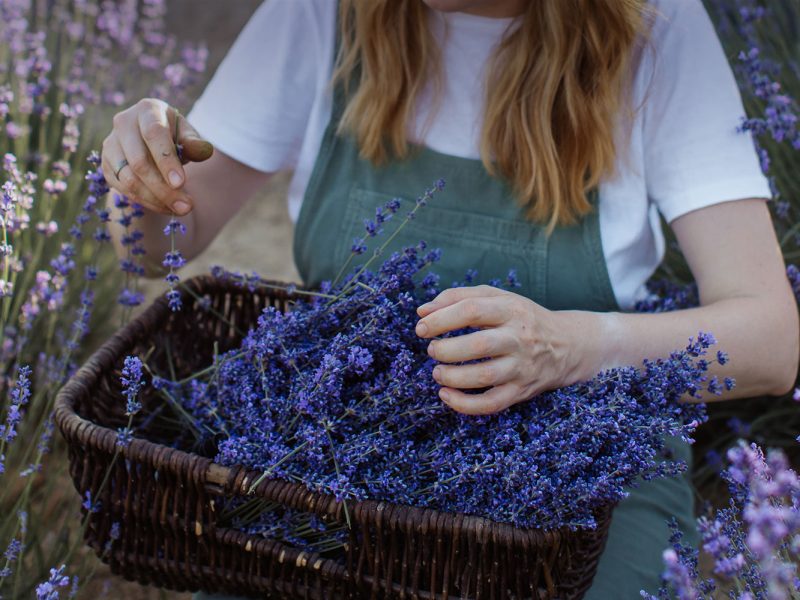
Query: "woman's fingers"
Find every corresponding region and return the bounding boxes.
[138,103,186,189]
[427,330,507,363]
[102,98,213,216]
[101,135,171,215]
[432,355,517,389]
[439,383,520,416]
[417,285,506,317]
[416,294,511,338]
[123,121,193,215]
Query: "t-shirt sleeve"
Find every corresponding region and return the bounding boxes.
[187,0,331,173]
[642,0,772,223]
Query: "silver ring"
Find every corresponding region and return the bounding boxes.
[113,159,129,179]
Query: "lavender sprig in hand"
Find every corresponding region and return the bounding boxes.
[162,217,186,312]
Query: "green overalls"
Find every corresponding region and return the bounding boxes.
[197,38,697,600]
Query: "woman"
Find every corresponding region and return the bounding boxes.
[103,0,798,596]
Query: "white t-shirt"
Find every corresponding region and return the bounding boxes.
[188,0,771,310]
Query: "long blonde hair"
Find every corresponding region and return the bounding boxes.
[334,0,649,228]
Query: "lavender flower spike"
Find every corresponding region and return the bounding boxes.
[35,565,71,600]
[163,217,187,311]
[120,356,144,416]
[1,365,32,445]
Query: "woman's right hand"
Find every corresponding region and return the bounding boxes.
[102,98,214,216]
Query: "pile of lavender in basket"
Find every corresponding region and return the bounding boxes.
[138,181,723,537]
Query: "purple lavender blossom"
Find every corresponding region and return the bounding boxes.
[113,194,146,310]
[787,264,800,303]
[162,217,187,311]
[103,521,121,555]
[120,356,144,416]
[81,491,100,514]
[647,440,800,599]
[116,427,133,449]
[0,365,32,458]
[35,565,70,600]
[0,537,23,578]
[659,548,700,600]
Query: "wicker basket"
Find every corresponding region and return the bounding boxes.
[55,275,613,599]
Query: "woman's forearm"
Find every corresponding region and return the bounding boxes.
[567,293,799,401]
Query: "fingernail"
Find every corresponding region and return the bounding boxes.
[168,170,183,187]
[439,389,450,402]
[173,200,191,214]
[432,366,441,380]
[416,321,428,336]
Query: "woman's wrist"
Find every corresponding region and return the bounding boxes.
[551,309,624,386]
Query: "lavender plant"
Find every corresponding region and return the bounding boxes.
[643,440,800,600]
[0,0,207,595]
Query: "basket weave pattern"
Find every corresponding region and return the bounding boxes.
[55,276,612,599]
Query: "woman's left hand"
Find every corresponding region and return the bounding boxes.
[415,285,578,415]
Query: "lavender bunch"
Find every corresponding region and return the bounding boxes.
[644,440,800,600]
[154,188,716,536]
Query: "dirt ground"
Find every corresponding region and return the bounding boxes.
[96,3,299,597]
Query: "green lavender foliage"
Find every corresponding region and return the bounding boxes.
[0,0,206,596]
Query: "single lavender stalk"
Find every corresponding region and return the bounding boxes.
[0,180,18,327]
[114,193,145,320]
[162,217,186,312]
[0,511,26,585]
[332,196,402,287]
[0,365,31,475]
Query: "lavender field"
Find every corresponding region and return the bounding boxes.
[0,1,799,599]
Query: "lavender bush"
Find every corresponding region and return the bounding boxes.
[643,440,800,599]
[0,0,206,596]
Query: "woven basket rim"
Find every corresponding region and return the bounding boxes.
[55,273,608,546]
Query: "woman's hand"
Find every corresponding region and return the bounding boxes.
[101,98,214,216]
[415,285,579,415]
[415,200,799,416]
